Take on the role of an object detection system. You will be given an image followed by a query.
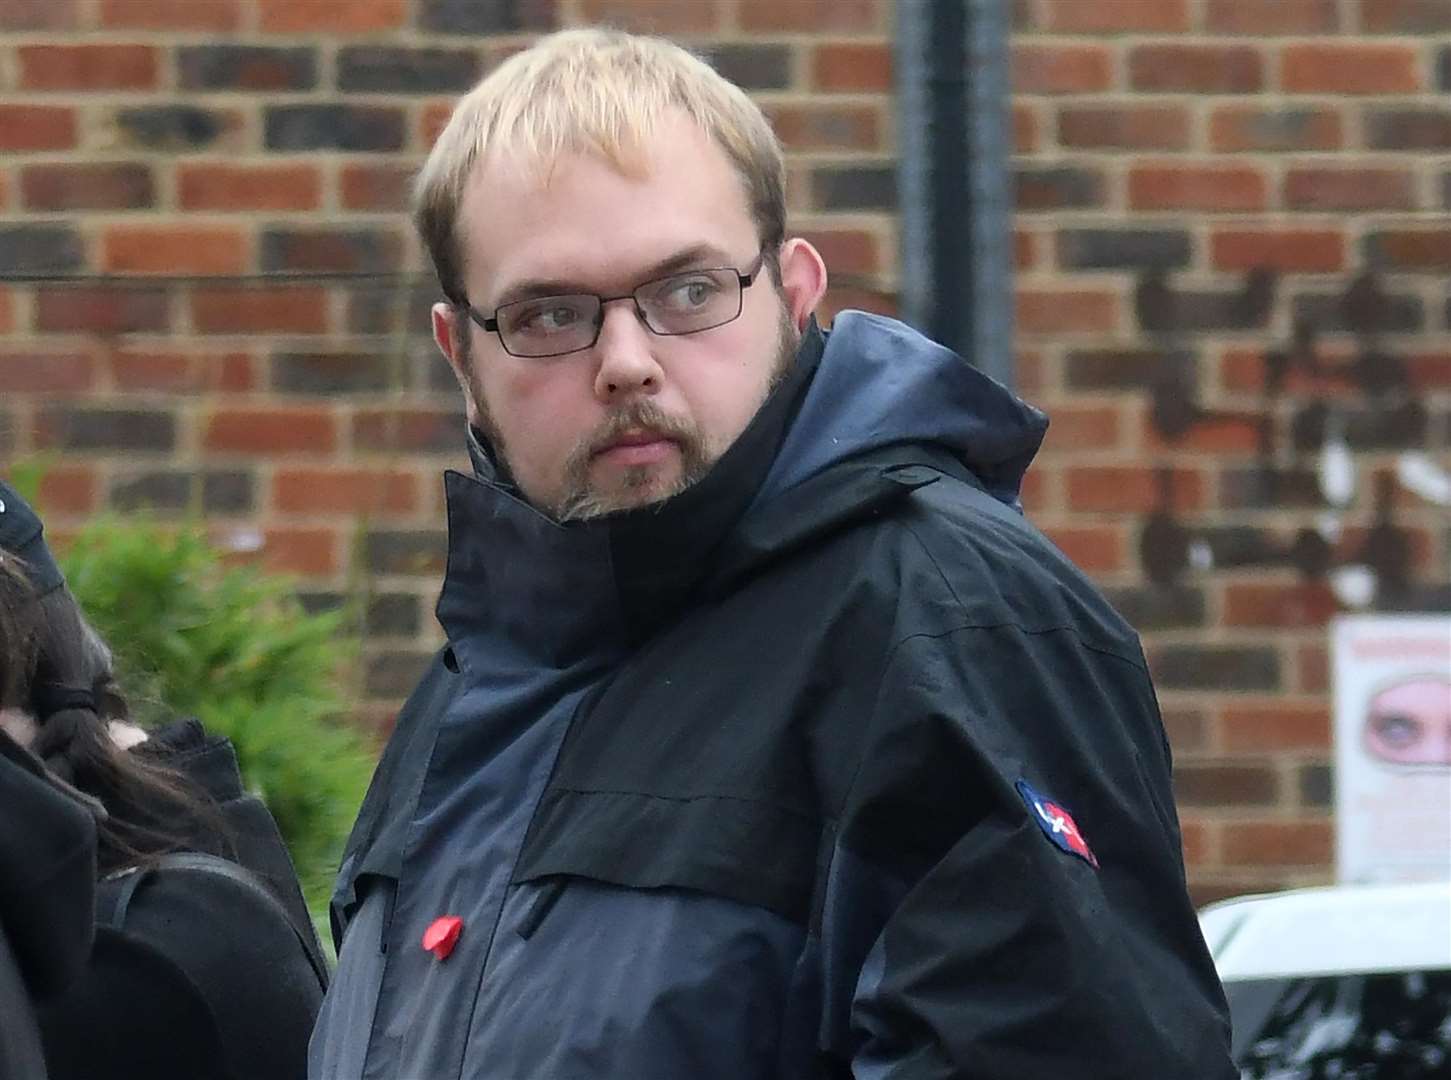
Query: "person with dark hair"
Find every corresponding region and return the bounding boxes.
[0,479,328,1080]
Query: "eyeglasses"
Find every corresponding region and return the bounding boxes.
[464,251,767,359]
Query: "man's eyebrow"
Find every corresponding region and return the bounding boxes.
[491,244,735,309]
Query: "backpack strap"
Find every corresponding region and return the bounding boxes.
[100,853,329,991]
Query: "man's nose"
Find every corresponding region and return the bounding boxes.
[592,299,663,401]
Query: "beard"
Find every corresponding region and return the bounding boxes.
[468,304,801,523]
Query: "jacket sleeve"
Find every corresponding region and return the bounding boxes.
[832,622,1236,1080]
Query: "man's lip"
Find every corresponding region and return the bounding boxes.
[593,430,674,455]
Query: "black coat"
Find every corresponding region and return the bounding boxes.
[36,721,327,1080]
[314,313,1235,1079]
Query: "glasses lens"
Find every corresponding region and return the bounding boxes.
[637,269,741,335]
[497,295,601,357]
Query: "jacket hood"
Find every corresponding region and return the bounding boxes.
[757,311,1047,511]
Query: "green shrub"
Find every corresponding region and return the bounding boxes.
[56,516,375,918]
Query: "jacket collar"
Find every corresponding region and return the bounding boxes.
[437,322,825,674]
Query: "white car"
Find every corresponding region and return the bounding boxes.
[1200,881,1451,1077]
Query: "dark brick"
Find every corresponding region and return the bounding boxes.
[37,407,175,452]
[338,46,481,94]
[1365,107,1451,151]
[1135,271,1276,333]
[345,283,437,335]
[1201,526,1286,569]
[423,348,460,394]
[419,0,555,33]
[0,225,84,274]
[273,351,398,395]
[365,649,433,699]
[1299,763,1332,808]
[1058,229,1191,270]
[1103,585,1206,630]
[701,43,792,90]
[1014,167,1106,211]
[1363,0,1451,32]
[1150,645,1281,691]
[297,590,346,617]
[1365,230,1451,272]
[1292,291,1423,333]
[203,471,253,512]
[177,45,316,91]
[366,593,421,636]
[1440,45,1450,92]
[265,105,405,152]
[116,106,231,150]
[813,165,896,212]
[1290,400,1428,452]
[260,228,403,274]
[1174,763,1280,808]
[111,471,189,511]
[35,287,169,334]
[365,530,447,575]
[1066,348,1195,391]
[21,163,154,211]
[1441,172,1451,209]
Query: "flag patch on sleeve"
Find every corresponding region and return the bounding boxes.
[1016,780,1099,869]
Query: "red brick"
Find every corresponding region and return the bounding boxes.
[204,407,337,454]
[20,163,154,211]
[1066,466,1206,513]
[811,43,892,92]
[766,104,881,152]
[103,226,249,276]
[1129,166,1268,212]
[1209,106,1342,152]
[1145,413,1262,453]
[1129,46,1262,93]
[1058,106,1191,151]
[353,408,460,453]
[107,350,256,394]
[1205,0,1340,33]
[1223,822,1333,868]
[98,0,241,29]
[0,0,79,29]
[257,0,405,32]
[1016,290,1118,335]
[819,286,895,323]
[273,468,418,514]
[578,0,720,30]
[1297,644,1329,694]
[1043,0,1189,32]
[1221,704,1331,753]
[178,164,322,212]
[1039,404,1122,453]
[420,102,455,149]
[1014,349,1045,397]
[1405,352,1451,390]
[192,288,329,334]
[0,174,8,212]
[34,288,170,335]
[1012,104,1038,154]
[1179,820,1213,869]
[1284,166,1416,211]
[1359,0,1451,32]
[0,106,77,151]
[0,351,96,394]
[1224,582,1340,628]
[1220,346,1367,396]
[1011,44,1113,94]
[1014,230,1036,270]
[1043,525,1124,573]
[37,467,98,514]
[739,0,877,31]
[796,228,878,277]
[18,45,158,91]
[1018,468,1050,514]
[260,528,338,576]
[1282,44,1421,94]
[1211,229,1345,273]
[340,163,415,212]
[0,290,11,335]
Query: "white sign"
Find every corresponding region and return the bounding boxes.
[1333,615,1451,883]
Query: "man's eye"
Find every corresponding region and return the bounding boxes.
[511,303,583,334]
[1371,712,1422,748]
[662,276,721,310]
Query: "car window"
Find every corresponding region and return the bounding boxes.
[1225,970,1451,1078]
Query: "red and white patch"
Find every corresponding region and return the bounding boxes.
[1017,780,1099,869]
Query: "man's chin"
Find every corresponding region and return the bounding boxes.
[557,463,687,521]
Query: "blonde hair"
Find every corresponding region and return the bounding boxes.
[413,27,786,304]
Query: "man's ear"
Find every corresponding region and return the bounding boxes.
[432,302,481,425]
[777,237,829,332]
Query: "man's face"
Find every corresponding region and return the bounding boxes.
[434,112,825,520]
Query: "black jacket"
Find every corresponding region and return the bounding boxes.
[36,720,327,1080]
[313,313,1235,1079]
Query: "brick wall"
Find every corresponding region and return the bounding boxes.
[1,0,1447,903]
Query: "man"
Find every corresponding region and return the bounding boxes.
[311,28,1235,1079]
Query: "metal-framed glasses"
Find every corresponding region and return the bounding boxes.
[465,251,767,359]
